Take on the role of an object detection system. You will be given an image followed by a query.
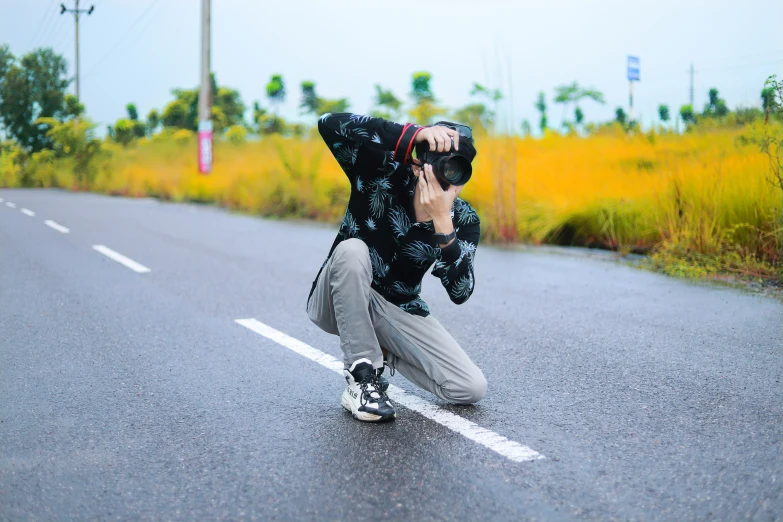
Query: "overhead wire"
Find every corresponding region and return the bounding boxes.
[81,0,161,80]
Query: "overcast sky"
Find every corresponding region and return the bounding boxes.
[2,0,782,133]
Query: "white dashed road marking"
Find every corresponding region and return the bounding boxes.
[235,318,545,463]
[6,202,16,208]
[21,208,35,217]
[44,220,70,234]
[92,245,151,273]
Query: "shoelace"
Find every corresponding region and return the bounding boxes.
[358,374,388,407]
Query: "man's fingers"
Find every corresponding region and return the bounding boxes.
[443,130,455,152]
[422,165,433,199]
[447,129,460,151]
[434,134,445,152]
[426,131,437,151]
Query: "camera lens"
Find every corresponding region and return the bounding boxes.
[434,155,471,186]
[442,158,463,183]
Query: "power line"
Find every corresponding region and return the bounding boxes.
[81,0,161,80]
[698,57,783,72]
[28,0,58,50]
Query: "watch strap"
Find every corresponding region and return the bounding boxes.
[433,230,457,245]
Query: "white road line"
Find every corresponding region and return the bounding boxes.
[92,245,151,273]
[235,318,545,463]
[21,208,35,217]
[44,220,70,234]
[6,202,16,208]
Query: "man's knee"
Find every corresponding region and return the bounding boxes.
[446,369,487,405]
[332,239,370,273]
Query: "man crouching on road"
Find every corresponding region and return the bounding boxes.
[306,113,486,422]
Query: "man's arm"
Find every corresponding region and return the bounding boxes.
[317,113,423,180]
[431,219,480,305]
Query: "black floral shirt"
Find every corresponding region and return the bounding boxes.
[307,113,480,317]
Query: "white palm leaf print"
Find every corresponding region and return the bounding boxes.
[349,127,370,140]
[412,220,434,232]
[454,239,477,268]
[319,113,331,122]
[457,207,479,225]
[459,239,477,260]
[371,133,382,144]
[356,178,363,192]
[399,297,430,315]
[450,273,473,299]
[349,114,373,124]
[334,143,357,166]
[338,120,351,137]
[388,206,411,239]
[368,177,392,218]
[369,247,389,281]
[389,280,421,297]
[340,210,360,238]
[365,217,376,231]
[454,198,479,225]
[402,241,438,266]
[378,151,399,173]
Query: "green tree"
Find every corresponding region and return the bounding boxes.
[300,81,319,115]
[161,96,194,130]
[158,75,244,133]
[146,109,160,135]
[468,83,502,133]
[658,104,670,123]
[452,103,490,135]
[762,85,777,118]
[126,103,139,121]
[411,71,434,103]
[756,75,782,192]
[371,84,402,120]
[408,71,445,125]
[266,74,286,115]
[37,117,101,188]
[318,97,349,114]
[615,107,627,125]
[554,82,605,130]
[703,88,729,118]
[0,46,70,152]
[521,119,532,137]
[534,91,547,132]
[574,106,584,126]
[679,104,696,124]
[214,86,245,129]
[63,94,84,120]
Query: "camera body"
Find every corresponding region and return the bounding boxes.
[412,122,476,191]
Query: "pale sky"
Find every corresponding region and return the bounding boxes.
[2,0,782,133]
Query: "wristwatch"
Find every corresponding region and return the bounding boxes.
[433,230,456,245]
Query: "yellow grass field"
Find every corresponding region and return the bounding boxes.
[2,124,781,280]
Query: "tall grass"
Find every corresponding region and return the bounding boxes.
[2,124,781,280]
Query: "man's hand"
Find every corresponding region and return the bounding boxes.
[414,125,461,153]
[417,164,462,243]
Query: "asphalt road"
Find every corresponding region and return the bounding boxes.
[1,188,781,521]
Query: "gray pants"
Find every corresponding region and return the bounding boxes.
[307,238,487,404]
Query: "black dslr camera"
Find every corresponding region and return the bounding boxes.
[413,121,476,190]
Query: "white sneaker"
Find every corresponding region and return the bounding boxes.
[341,358,396,422]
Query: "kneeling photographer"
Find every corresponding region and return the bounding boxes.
[307,112,485,422]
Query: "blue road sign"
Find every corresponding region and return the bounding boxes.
[628,56,640,81]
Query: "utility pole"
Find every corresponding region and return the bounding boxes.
[60,1,94,104]
[197,0,213,174]
[689,63,695,108]
[627,56,640,126]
